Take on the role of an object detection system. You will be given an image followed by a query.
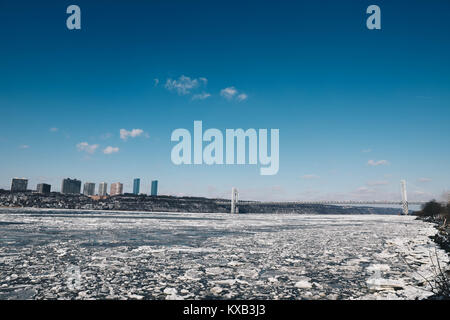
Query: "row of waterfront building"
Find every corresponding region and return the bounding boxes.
[9,177,158,197]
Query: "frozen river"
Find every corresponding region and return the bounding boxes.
[0,208,448,300]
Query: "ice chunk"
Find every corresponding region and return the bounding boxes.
[366,278,405,291]
[295,279,312,289]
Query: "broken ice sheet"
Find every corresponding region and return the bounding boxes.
[0,208,448,300]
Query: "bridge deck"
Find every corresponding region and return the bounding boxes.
[216,200,428,205]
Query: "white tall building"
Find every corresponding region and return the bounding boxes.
[98,182,108,196]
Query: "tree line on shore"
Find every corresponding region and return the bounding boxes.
[416,200,450,221]
[415,200,450,299]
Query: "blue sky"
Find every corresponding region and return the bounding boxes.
[0,0,449,201]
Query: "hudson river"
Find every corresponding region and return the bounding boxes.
[0,208,448,300]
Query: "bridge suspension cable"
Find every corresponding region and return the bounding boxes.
[227,180,431,214]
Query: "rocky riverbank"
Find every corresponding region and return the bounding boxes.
[418,216,450,254]
[416,215,450,299]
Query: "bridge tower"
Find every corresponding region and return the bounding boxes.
[231,187,239,214]
[401,180,408,215]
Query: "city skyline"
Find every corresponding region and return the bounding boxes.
[3,175,447,206]
[1,0,449,202]
[5,176,160,196]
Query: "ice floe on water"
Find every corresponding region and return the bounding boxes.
[294,278,312,289]
[0,208,448,300]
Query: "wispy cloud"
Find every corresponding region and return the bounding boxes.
[237,93,248,102]
[119,129,148,141]
[19,144,30,149]
[192,92,211,100]
[76,142,99,154]
[366,180,389,186]
[220,86,237,99]
[367,159,389,166]
[153,78,159,86]
[165,75,205,95]
[49,127,59,132]
[354,186,376,194]
[103,146,119,154]
[410,190,434,200]
[418,177,432,183]
[220,86,248,102]
[162,76,247,102]
[362,148,371,153]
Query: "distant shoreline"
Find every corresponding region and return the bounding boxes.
[0,205,401,216]
[0,206,223,215]
[0,191,404,215]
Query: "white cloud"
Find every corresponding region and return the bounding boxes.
[220,86,238,100]
[354,186,376,194]
[103,146,119,154]
[367,160,389,166]
[362,148,371,153]
[154,78,159,86]
[76,142,99,154]
[366,180,389,186]
[301,174,320,179]
[19,145,30,149]
[418,177,432,183]
[192,92,211,100]
[410,190,434,201]
[237,93,248,102]
[49,127,59,132]
[221,86,248,102]
[165,75,205,95]
[120,129,147,141]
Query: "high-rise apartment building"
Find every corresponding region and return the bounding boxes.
[11,178,28,192]
[151,180,158,196]
[133,178,140,195]
[110,182,123,196]
[98,182,108,196]
[36,183,51,194]
[61,178,81,194]
[83,182,96,196]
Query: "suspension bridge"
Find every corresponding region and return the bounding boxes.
[224,180,435,215]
